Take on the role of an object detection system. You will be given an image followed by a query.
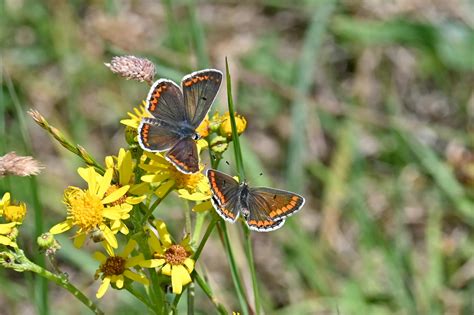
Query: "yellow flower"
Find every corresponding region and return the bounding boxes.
[148,220,194,294]
[195,115,210,138]
[140,151,211,202]
[94,239,158,298]
[217,112,247,138]
[120,101,151,129]
[49,167,134,249]
[0,221,17,247]
[105,148,149,197]
[0,192,27,223]
[0,193,20,247]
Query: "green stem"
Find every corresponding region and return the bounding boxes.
[6,71,49,315]
[125,285,157,313]
[241,222,260,314]
[185,201,192,235]
[142,188,173,225]
[191,212,207,244]
[192,215,218,261]
[187,0,209,68]
[224,58,245,179]
[187,282,195,315]
[218,221,250,315]
[194,272,227,315]
[225,58,260,314]
[136,229,164,314]
[13,251,104,315]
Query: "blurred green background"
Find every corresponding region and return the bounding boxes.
[1,0,473,314]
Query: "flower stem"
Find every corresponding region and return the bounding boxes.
[194,271,227,315]
[191,212,207,244]
[217,221,250,315]
[225,58,260,314]
[192,215,218,261]
[125,285,157,313]
[185,200,193,235]
[13,251,104,315]
[241,222,260,314]
[187,281,195,315]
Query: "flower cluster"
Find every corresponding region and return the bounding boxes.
[2,56,249,315]
[0,192,28,248]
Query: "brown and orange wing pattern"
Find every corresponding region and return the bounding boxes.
[246,187,305,232]
[206,169,240,222]
[146,79,185,123]
[165,138,199,174]
[182,69,222,128]
[138,118,181,152]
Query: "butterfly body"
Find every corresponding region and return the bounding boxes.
[138,70,222,174]
[207,169,305,232]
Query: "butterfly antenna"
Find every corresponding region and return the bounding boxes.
[224,160,244,181]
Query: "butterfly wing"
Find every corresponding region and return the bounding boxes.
[138,118,181,152]
[146,79,186,123]
[206,169,241,222]
[165,137,200,174]
[245,187,305,232]
[182,69,223,128]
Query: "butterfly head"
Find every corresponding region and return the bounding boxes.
[191,132,201,141]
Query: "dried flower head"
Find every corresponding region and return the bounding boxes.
[105,56,155,84]
[0,152,43,177]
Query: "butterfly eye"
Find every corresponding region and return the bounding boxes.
[192,133,201,141]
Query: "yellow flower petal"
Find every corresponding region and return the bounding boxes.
[171,264,192,294]
[177,190,209,201]
[102,225,118,248]
[73,233,87,248]
[141,173,169,183]
[97,169,113,199]
[0,235,16,247]
[184,258,195,273]
[193,200,213,212]
[155,180,174,198]
[125,254,145,268]
[105,156,114,169]
[124,270,149,285]
[121,239,137,257]
[103,241,115,257]
[126,195,146,204]
[0,222,17,234]
[162,263,172,276]
[129,183,150,195]
[155,220,172,247]
[148,229,163,254]
[115,275,124,289]
[78,167,98,195]
[102,206,126,220]
[93,251,107,263]
[101,185,129,205]
[49,220,73,234]
[96,277,111,298]
[119,150,133,186]
[140,258,164,268]
[0,192,11,208]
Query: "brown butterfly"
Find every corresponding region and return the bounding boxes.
[207,169,305,232]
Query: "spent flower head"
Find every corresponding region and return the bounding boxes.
[0,152,43,177]
[105,55,155,85]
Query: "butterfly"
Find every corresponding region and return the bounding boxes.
[207,169,305,232]
[138,69,223,174]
